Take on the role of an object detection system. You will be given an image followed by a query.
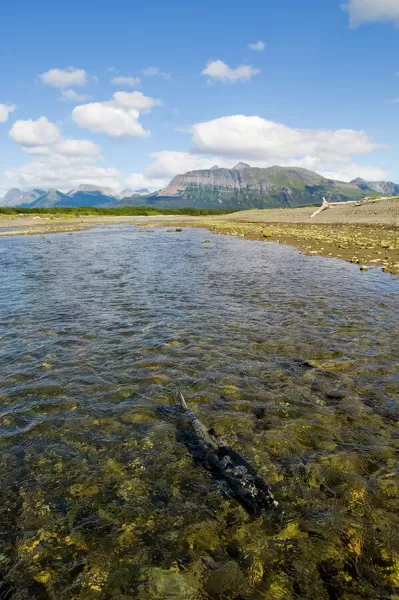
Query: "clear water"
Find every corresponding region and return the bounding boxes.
[0,226,398,599]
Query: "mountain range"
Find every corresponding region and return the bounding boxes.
[0,185,150,208]
[1,164,398,210]
[349,178,399,197]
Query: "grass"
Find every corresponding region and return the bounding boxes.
[0,206,237,217]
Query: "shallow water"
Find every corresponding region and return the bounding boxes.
[0,226,398,600]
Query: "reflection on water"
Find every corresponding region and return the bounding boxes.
[0,226,398,599]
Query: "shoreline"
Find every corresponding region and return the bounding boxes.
[159,220,399,275]
[0,201,398,274]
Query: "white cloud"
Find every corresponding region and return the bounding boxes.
[111,76,141,87]
[0,104,16,123]
[124,172,166,192]
[142,66,171,80]
[202,60,260,83]
[6,114,114,190]
[320,164,388,182]
[72,105,147,137]
[248,40,265,51]
[40,67,87,88]
[9,116,101,159]
[191,115,377,161]
[72,91,161,137]
[57,139,101,157]
[111,91,161,111]
[20,146,52,156]
[342,0,399,26]
[19,140,100,159]
[145,151,226,179]
[59,89,90,103]
[9,117,60,146]
[5,155,121,192]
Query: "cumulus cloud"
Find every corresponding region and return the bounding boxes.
[0,104,16,123]
[59,89,90,103]
[21,146,52,156]
[248,40,265,51]
[191,115,377,162]
[202,60,260,83]
[9,117,61,146]
[342,0,399,26]
[57,139,101,157]
[6,115,115,190]
[5,155,121,192]
[320,164,388,182]
[9,116,101,159]
[142,66,171,79]
[111,91,161,111]
[72,91,161,137]
[40,67,87,88]
[111,76,141,87]
[73,105,146,137]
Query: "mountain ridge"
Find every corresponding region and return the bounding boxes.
[350,177,399,196]
[2,166,397,209]
[0,186,150,208]
[152,164,375,209]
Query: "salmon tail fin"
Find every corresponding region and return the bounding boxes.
[175,391,188,410]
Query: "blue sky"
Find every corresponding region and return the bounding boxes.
[1,0,399,195]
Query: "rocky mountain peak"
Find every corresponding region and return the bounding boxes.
[232,162,251,170]
[350,177,399,196]
[210,165,219,170]
[68,184,117,197]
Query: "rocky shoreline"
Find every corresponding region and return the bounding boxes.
[160,220,399,275]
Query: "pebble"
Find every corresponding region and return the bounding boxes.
[326,389,347,400]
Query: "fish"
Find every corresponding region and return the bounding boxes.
[175,391,281,519]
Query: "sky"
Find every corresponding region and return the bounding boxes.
[1,0,399,195]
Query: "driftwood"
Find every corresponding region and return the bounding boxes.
[355,196,391,207]
[175,391,281,518]
[310,197,330,219]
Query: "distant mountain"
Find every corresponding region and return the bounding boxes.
[0,188,47,207]
[61,191,116,207]
[0,184,133,208]
[350,178,399,196]
[119,188,149,198]
[30,189,70,208]
[153,164,370,209]
[22,189,47,205]
[119,188,135,199]
[31,187,117,208]
[2,188,26,207]
[1,187,47,207]
[67,184,118,198]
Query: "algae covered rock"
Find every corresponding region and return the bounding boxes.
[136,567,199,599]
[206,561,250,598]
